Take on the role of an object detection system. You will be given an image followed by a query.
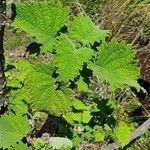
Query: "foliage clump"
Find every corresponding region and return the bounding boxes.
[0,1,143,149]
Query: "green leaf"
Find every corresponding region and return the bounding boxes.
[48,137,72,149]
[115,122,131,147]
[94,132,105,142]
[12,2,69,52]
[7,80,22,88]
[68,15,110,46]
[76,77,89,92]
[10,141,31,150]
[107,99,116,109]
[72,136,82,147]
[33,138,46,150]
[8,90,29,114]
[54,35,94,82]
[63,112,82,125]
[63,110,91,125]
[89,39,140,91]
[84,132,93,140]
[0,114,29,148]
[72,99,87,110]
[23,62,75,115]
[82,111,92,123]
[16,60,34,82]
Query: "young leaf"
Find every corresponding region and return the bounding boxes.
[23,62,75,115]
[63,110,91,125]
[63,112,82,125]
[12,2,69,52]
[94,132,105,142]
[89,39,140,91]
[33,138,46,150]
[68,15,110,46]
[115,122,131,147]
[82,111,92,123]
[0,114,29,148]
[10,141,31,150]
[54,35,94,82]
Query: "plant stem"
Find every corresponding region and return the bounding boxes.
[0,0,6,109]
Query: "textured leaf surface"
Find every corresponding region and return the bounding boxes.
[48,137,72,149]
[16,60,34,82]
[115,122,131,147]
[8,90,29,114]
[68,15,110,46]
[0,114,29,148]
[54,35,94,82]
[23,62,75,115]
[89,39,140,90]
[12,2,69,52]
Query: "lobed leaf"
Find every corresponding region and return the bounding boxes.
[115,122,131,147]
[54,35,94,82]
[7,90,29,115]
[89,39,140,91]
[68,15,110,46]
[0,114,29,148]
[12,2,69,52]
[22,61,75,115]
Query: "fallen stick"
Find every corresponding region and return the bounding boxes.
[101,118,150,150]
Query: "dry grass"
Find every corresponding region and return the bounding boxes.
[96,0,150,44]
[63,0,150,47]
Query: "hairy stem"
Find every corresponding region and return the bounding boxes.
[0,0,6,109]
